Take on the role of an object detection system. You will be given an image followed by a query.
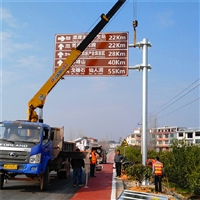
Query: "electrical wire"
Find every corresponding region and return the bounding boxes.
[153,83,199,116]
[157,97,200,120]
[133,78,200,130]
[133,0,137,20]
[151,78,200,114]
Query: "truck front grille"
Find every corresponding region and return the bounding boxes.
[0,150,30,164]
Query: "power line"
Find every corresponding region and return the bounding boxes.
[133,78,200,131]
[152,78,200,114]
[153,83,199,116]
[135,78,200,128]
[132,96,199,131]
[157,97,200,120]
[133,0,137,20]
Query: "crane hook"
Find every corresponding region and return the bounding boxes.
[133,20,138,47]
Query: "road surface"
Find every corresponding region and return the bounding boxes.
[0,171,83,200]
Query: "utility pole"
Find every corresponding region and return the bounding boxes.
[129,38,152,185]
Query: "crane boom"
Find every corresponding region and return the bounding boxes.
[28,0,126,122]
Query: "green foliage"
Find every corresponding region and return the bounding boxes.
[147,149,159,159]
[118,146,142,164]
[154,140,200,195]
[121,140,200,195]
[164,140,200,195]
[125,164,152,183]
[186,170,200,194]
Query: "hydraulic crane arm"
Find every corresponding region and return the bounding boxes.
[28,0,126,122]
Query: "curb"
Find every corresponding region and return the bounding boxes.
[116,178,124,199]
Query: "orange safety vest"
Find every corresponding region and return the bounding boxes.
[147,159,156,168]
[152,159,156,167]
[154,161,163,176]
[90,152,97,164]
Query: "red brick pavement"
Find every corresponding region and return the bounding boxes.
[70,151,116,200]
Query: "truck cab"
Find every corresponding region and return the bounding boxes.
[0,120,53,172]
[0,120,82,191]
[0,120,54,190]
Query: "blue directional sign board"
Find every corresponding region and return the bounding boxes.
[118,190,168,200]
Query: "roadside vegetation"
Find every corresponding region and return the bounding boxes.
[117,140,200,198]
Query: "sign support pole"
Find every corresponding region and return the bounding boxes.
[129,38,152,185]
[84,152,90,188]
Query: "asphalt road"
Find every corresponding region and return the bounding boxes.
[0,170,84,200]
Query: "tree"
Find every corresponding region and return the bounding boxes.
[77,128,85,138]
[66,128,76,141]
[147,115,158,150]
[99,139,109,150]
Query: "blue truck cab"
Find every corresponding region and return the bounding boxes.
[0,120,55,190]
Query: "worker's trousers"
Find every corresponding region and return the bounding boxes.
[115,162,122,177]
[154,175,162,192]
[90,164,96,177]
[73,168,83,185]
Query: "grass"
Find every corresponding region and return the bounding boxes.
[162,180,200,199]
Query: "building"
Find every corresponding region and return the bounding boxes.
[126,126,200,152]
[176,127,200,145]
[150,126,200,152]
[126,128,141,146]
[74,137,89,151]
[87,137,98,146]
[150,126,183,152]
[108,140,120,149]
[126,128,155,149]
[74,137,99,151]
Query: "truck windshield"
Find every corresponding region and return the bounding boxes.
[0,122,41,143]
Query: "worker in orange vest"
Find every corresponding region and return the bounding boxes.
[90,149,97,177]
[147,158,156,168]
[147,158,156,184]
[152,156,164,192]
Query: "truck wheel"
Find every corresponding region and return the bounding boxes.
[57,171,62,179]
[0,173,4,189]
[57,171,67,179]
[40,166,49,191]
[62,170,67,179]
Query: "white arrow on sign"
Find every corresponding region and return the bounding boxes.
[58,52,64,58]
[57,60,63,66]
[58,43,64,50]
[58,36,65,41]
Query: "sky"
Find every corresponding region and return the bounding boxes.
[0,0,199,142]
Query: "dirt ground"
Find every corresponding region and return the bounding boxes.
[120,174,188,200]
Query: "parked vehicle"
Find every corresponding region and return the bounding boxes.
[0,121,85,190]
[91,146,107,164]
[100,149,108,164]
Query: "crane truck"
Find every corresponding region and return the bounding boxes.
[0,0,126,191]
